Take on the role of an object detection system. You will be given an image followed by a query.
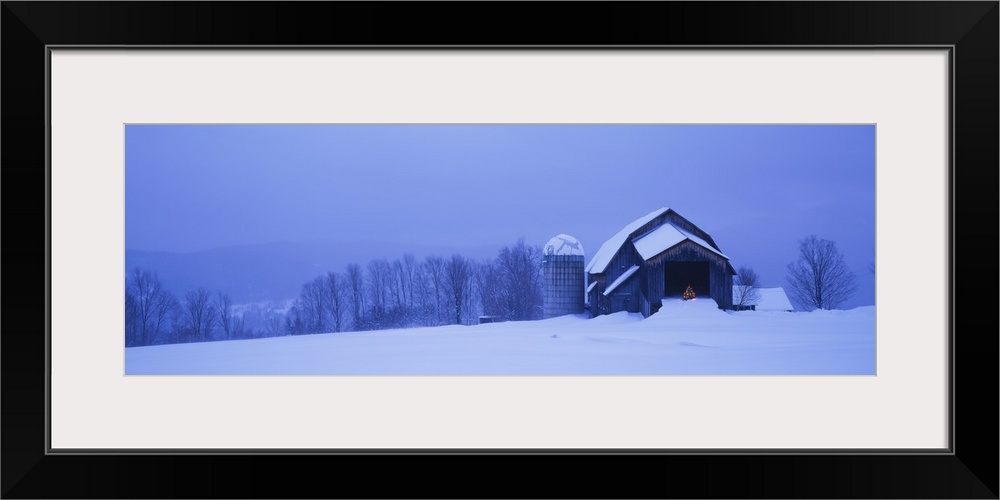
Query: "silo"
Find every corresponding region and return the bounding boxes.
[542,234,585,318]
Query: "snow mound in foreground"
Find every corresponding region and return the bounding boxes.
[654,297,726,316]
[588,310,644,325]
[643,297,732,328]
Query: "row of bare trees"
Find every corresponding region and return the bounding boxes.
[284,239,544,335]
[125,268,248,346]
[126,238,546,345]
[284,253,476,334]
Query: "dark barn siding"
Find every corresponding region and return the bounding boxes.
[588,276,606,315]
[597,240,644,315]
[609,285,640,313]
[606,243,641,284]
[645,259,665,315]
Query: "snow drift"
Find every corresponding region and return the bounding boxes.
[125,299,875,376]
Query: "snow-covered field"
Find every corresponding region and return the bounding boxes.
[125,298,875,375]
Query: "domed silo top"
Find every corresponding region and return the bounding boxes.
[544,234,585,257]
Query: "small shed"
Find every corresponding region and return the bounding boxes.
[731,286,795,312]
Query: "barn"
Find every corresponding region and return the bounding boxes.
[586,208,735,318]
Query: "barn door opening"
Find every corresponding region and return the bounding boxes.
[664,261,710,298]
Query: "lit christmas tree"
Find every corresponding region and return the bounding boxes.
[682,284,696,300]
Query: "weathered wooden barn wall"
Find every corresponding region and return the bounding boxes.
[604,243,641,287]
[588,275,606,315]
[645,260,665,305]
[600,241,645,315]
[637,263,650,317]
[608,277,641,313]
[710,263,734,309]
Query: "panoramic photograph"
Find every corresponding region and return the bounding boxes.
[123,124,876,375]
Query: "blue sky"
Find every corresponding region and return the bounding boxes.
[126,124,876,309]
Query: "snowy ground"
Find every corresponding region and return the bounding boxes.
[125,298,876,375]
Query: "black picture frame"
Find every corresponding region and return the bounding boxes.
[2,2,996,498]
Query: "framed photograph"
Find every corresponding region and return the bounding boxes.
[3,2,996,498]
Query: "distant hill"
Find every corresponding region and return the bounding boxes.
[125,240,501,303]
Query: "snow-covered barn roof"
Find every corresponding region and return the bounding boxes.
[585,208,668,274]
[632,222,728,261]
[586,281,598,294]
[732,286,795,311]
[603,265,640,296]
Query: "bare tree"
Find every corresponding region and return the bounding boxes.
[495,238,543,321]
[463,259,480,324]
[476,258,505,319]
[285,301,305,335]
[402,253,417,311]
[412,262,433,325]
[475,240,545,322]
[733,265,762,309]
[346,263,365,330]
[390,258,406,311]
[786,235,858,310]
[216,292,234,339]
[298,276,327,333]
[124,292,140,346]
[169,305,188,343]
[445,254,471,325]
[125,268,178,346]
[325,271,346,333]
[184,287,217,341]
[424,256,446,324]
[367,258,392,328]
